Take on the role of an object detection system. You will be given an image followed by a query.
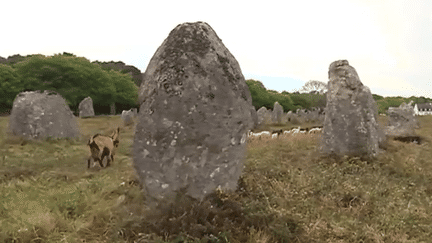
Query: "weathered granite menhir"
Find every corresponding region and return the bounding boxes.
[272,101,284,124]
[9,90,80,139]
[78,96,95,118]
[133,22,255,202]
[320,60,381,159]
[257,106,272,125]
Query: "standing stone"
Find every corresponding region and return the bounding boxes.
[384,101,418,136]
[286,111,293,122]
[110,103,116,115]
[250,106,259,129]
[121,109,134,126]
[272,101,284,124]
[320,60,380,158]
[281,112,289,123]
[9,90,80,140]
[134,22,255,202]
[78,96,95,118]
[257,107,271,125]
[130,108,138,117]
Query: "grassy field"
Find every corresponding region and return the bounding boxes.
[1,115,432,242]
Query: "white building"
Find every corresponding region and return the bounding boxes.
[414,103,432,116]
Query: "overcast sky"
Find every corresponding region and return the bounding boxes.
[2,0,432,98]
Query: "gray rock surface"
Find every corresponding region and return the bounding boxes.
[130,108,138,117]
[384,101,418,136]
[320,60,381,158]
[121,109,135,126]
[78,96,95,118]
[272,102,284,124]
[134,22,255,202]
[257,107,272,125]
[9,90,80,139]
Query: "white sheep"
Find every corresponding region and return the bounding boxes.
[248,130,272,139]
[309,127,322,134]
[291,127,301,135]
[260,131,271,136]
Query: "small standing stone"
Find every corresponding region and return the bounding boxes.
[78,96,95,118]
[257,107,271,125]
[384,101,418,137]
[272,102,284,124]
[320,60,381,158]
[9,90,80,140]
[121,109,134,126]
[134,22,255,202]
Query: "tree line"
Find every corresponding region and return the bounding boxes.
[1,53,431,116]
[0,53,139,115]
[245,79,327,112]
[245,79,432,114]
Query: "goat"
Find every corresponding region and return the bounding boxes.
[87,127,120,168]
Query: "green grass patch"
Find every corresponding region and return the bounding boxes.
[0,115,432,242]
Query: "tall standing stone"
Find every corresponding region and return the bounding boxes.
[9,90,80,140]
[78,96,95,118]
[134,22,255,202]
[272,102,284,124]
[320,60,380,158]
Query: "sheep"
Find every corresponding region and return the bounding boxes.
[309,127,322,134]
[271,129,283,138]
[300,127,309,133]
[87,127,120,169]
[248,130,272,139]
[260,131,271,136]
[291,127,301,135]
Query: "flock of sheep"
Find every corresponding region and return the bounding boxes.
[248,126,323,139]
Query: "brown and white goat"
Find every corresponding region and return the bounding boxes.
[87,127,120,168]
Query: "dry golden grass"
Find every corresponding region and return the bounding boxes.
[0,115,431,242]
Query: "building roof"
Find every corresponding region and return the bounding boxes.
[416,103,432,110]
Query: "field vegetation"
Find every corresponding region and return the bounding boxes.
[1,115,432,242]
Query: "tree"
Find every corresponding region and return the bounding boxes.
[289,93,312,110]
[0,64,22,112]
[246,79,273,109]
[93,60,143,87]
[245,79,296,112]
[372,94,384,101]
[108,69,139,107]
[14,54,116,110]
[300,80,327,94]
